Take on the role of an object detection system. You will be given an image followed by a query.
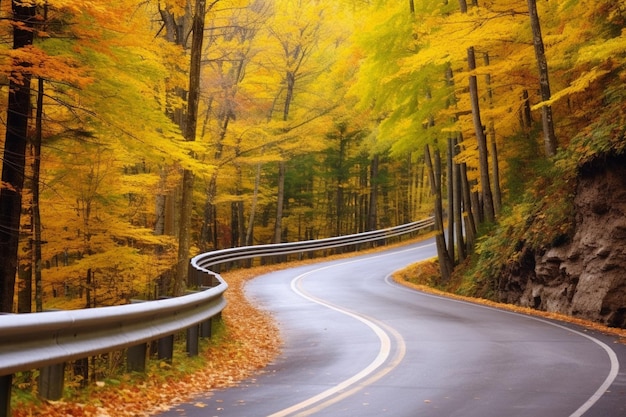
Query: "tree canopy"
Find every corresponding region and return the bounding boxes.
[0,0,624,311]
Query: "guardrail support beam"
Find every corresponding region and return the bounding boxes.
[158,335,174,363]
[127,343,147,373]
[200,317,212,338]
[39,362,65,401]
[1,374,11,417]
[186,325,199,356]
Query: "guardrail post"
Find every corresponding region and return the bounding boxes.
[200,317,212,338]
[157,335,174,363]
[127,343,147,372]
[1,374,11,417]
[186,324,199,356]
[38,362,65,400]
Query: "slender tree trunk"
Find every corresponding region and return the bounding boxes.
[458,0,468,13]
[452,137,465,262]
[483,52,502,215]
[174,169,193,295]
[33,76,44,312]
[520,89,533,131]
[160,2,201,293]
[273,161,286,243]
[446,137,455,264]
[185,0,206,142]
[245,163,261,246]
[234,168,245,247]
[460,162,477,251]
[0,1,36,312]
[273,61,297,243]
[367,155,379,231]
[490,130,502,214]
[425,144,453,282]
[467,46,495,223]
[527,0,557,157]
[201,174,218,249]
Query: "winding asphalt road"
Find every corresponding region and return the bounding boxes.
[157,239,626,417]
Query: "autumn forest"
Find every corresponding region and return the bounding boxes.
[0,0,624,313]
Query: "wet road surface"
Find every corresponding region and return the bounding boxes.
[156,239,626,417]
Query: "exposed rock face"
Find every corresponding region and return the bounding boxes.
[498,156,626,328]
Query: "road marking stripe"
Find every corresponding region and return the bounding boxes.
[267,251,416,417]
[386,276,620,416]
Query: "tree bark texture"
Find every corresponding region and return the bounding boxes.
[446,137,455,264]
[0,1,35,312]
[483,52,502,215]
[34,76,44,312]
[273,161,286,243]
[367,155,379,231]
[174,169,194,295]
[452,137,465,262]
[460,162,476,251]
[467,46,495,223]
[425,144,453,282]
[527,0,558,157]
[185,0,206,142]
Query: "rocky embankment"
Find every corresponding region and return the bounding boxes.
[498,155,626,328]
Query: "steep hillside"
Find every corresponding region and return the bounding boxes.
[460,73,626,327]
[498,154,626,327]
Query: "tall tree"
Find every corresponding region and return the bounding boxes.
[527,0,557,157]
[467,46,495,223]
[0,1,36,312]
[425,144,453,282]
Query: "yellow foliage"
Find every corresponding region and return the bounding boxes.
[532,67,611,110]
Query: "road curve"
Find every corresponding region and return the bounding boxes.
[156,239,626,417]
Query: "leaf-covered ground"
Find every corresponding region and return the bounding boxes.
[11,266,282,417]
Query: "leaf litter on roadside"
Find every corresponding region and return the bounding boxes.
[11,267,281,417]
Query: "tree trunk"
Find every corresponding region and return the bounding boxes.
[185,0,206,142]
[273,161,286,243]
[425,144,453,282]
[452,137,465,263]
[520,89,533,131]
[200,173,218,249]
[245,163,261,246]
[0,1,36,313]
[446,137,455,264]
[483,52,502,215]
[460,162,477,251]
[33,76,44,312]
[174,169,194,295]
[367,155,379,231]
[527,0,557,157]
[458,0,468,13]
[467,46,495,223]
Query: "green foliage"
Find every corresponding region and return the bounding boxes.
[459,147,578,300]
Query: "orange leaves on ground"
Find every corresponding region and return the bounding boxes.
[12,268,281,417]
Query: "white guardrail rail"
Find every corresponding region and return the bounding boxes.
[0,217,434,416]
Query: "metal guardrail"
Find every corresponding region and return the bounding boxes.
[0,217,433,416]
[0,284,227,376]
[191,217,435,272]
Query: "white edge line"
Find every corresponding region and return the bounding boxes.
[266,266,390,417]
[385,275,620,416]
[266,244,433,417]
